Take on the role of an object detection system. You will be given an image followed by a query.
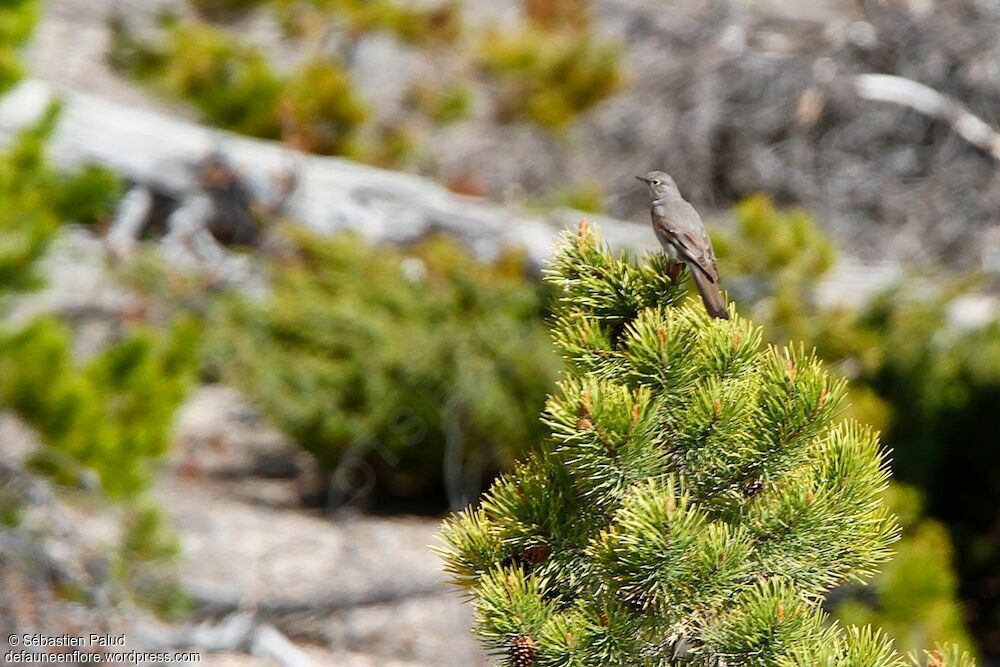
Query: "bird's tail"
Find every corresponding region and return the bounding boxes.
[690,270,730,319]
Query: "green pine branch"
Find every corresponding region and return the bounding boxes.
[439,223,972,666]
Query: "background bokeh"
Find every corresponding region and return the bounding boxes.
[1,0,998,665]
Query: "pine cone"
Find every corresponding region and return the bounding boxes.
[522,543,551,565]
[510,634,537,667]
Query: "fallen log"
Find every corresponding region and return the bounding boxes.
[0,79,655,266]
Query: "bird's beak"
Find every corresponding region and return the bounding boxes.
[635,176,647,183]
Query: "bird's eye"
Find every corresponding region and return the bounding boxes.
[652,179,660,185]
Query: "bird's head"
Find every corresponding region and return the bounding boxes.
[636,170,679,199]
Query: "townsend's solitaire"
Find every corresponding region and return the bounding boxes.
[637,171,729,319]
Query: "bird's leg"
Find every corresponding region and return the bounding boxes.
[667,262,684,282]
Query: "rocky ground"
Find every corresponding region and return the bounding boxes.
[1,383,487,667]
[162,385,486,666]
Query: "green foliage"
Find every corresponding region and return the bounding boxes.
[476,25,623,129]
[188,0,269,20]
[361,122,420,167]
[204,228,559,503]
[121,502,181,563]
[0,110,60,296]
[0,465,25,528]
[713,197,997,474]
[438,225,939,666]
[110,19,368,155]
[779,625,904,667]
[0,317,201,500]
[716,196,1000,648]
[712,194,837,344]
[841,293,1000,487]
[113,0,465,132]
[0,1,190,621]
[117,502,192,620]
[278,57,368,155]
[111,0,619,166]
[551,182,605,214]
[862,312,1000,653]
[0,106,124,297]
[406,82,473,125]
[53,165,126,226]
[908,643,978,667]
[0,0,37,94]
[274,0,464,46]
[834,485,973,657]
[111,19,284,138]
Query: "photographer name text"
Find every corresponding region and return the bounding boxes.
[9,634,125,648]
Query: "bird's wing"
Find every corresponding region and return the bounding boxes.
[655,202,720,284]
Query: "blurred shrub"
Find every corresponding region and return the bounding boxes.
[523,0,590,32]
[716,196,1000,512]
[524,182,607,215]
[110,19,368,155]
[110,0,619,163]
[834,484,974,657]
[712,193,837,342]
[0,317,201,499]
[0,112,60,296]
[117,502,191,620]
[188,0,269,20]
[51,165,125,227]
[111,19,285,138]
[361,122,421,168]
[277,57,368,155]
[552,182,605,213]
[1,106,124,297]
[273,0,463,47]
[405,82,473,125]
[476,25,623,129]
[850,299,1000,652]
[204,227,559,506]
[341,0,463,47]
[1,0,190,621]
[0,0,37,94]
[715,195,1000,654]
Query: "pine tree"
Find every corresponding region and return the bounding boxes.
[438,222,975,667]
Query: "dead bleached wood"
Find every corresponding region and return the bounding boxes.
[251,624,315,667]
[854,73,1000,163]
[0,79,655,266]
[138,613,315,667]
[107,185,153,256]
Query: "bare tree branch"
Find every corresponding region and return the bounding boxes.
[854,73,1000,163]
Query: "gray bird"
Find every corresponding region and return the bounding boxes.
[637,171,728,319]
